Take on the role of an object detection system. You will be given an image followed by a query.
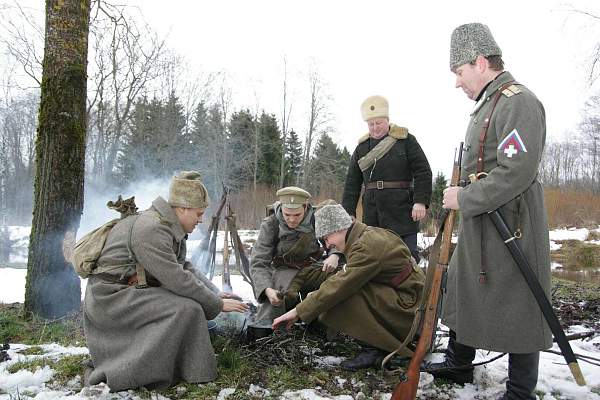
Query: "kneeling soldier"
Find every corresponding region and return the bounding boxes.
[249,187,340,328]
[84,171,248,391]
[273,204,425,370]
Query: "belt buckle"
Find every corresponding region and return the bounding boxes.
[376,180,384,190]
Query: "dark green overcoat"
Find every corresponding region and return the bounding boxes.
[441,71,553,353]
[296,222,425,355]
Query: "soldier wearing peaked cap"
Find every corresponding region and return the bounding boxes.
[430,23,552,399]
[249,186,342,328]
[342,95,432,263]
[83,171,248,391]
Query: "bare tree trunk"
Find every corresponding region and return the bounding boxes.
[24,0,91,319]
[279,57,292,188]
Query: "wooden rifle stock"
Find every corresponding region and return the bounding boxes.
[391,143,463,400]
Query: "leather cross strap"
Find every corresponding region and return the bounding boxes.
[365,180,412,190]
[389,263,414,288]
[477,81,516,173]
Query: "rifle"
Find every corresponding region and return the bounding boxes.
[191,184,228,279]
[391,142,463,400]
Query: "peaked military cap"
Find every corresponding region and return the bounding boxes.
[361,95,389,121]
[276,186,311,209]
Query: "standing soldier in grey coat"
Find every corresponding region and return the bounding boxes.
[431,23,552,400]
[250,187,340,326]
[84,171,248,391]
[273,204,425,370]
[342,96,432,262]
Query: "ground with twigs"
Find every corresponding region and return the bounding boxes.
[1,276,599,400]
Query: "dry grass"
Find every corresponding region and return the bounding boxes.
[545,189,600,228]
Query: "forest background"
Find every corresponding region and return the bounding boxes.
[1,1,599,234]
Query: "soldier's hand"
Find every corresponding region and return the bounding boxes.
[272,308,299,331]
[412,203,427,221]
[265,287,283,306]
[322,253,340,273]
[222,299,249,313]
[220,291,243,301]
[443,187,461,210]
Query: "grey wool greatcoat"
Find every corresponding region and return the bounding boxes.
[250,202,323,322]
[442,71,553,353]
[296,222,425,356]
[83,196,224,391]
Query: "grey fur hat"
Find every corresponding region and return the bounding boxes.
[449,23,502,71]
[315,204,352,238]
[169,171,210,209]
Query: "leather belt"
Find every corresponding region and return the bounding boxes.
[94,272,161,287]
[389,264,413,288]
[364,180,412,190]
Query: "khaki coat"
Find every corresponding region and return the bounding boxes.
[296,222,425,355]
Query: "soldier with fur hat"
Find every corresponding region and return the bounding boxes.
[273,205,425,371]
[249,187,342,329]
[429,23,552,399]
[83,171,248,391]
[342,95,432,263]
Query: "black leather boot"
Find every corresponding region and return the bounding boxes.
[497,352,539,400]
[425,330,476,384]
[341,348,386,371]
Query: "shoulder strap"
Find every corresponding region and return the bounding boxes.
[357,135,398,172]
[477,81,516,173]
[127,214,148,289]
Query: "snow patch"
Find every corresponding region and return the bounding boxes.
[549,227,590,241]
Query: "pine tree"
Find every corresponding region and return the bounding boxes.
[184,101,210,172]
[227,109,255,189]
[256,112,282,186]
[159,91,186,174]
[309,133,347,196]
[430,172,448,223]
[284,130,303,186]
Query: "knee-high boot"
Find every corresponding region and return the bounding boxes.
[426,330,476,384]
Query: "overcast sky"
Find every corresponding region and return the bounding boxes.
[8,0,600,177]
[121,0,600,177]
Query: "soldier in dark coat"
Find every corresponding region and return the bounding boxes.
[342,95,432,262]
[83,171,248,391]
[273,204,425,371]
[430,23,552,400]
[250,187,340,327]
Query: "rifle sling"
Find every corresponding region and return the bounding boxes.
[381,212,449,370]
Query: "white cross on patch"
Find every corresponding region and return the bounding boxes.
[504,144,519,158]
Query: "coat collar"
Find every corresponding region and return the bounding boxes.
[273,201,315,234]
[151,196,187,241]
[471,71,515,116]
[343,221,368,257]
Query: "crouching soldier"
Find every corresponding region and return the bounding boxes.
[273,204,425,370]
[83,171,248,391]
[249,188,340,329]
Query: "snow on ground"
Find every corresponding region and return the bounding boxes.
[2,270,600,399]
[1,226,600,399]
[550,227,591,242]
